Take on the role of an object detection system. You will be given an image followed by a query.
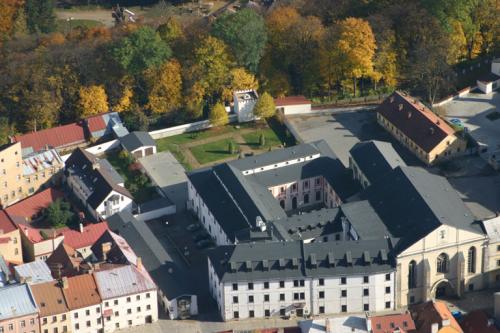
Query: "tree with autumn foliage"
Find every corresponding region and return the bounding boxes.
[209,102,229,127]
[254,92,276,119]
[78,85,108,117]
[145,59,182,114]
[222,68,259,103]
[0,0,23,43]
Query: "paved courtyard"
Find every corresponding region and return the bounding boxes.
[442,91,500,154]
[286,110,422,167]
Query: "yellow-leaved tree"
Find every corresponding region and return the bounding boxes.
[114,86,133,112]
[145,59,182,114]
[209,102,229,127]
[329,17,376,96]
[78,85,108,117]
[222,68,259,103]
[254,92,276,119]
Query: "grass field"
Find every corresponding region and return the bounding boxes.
[242,128,282,149]
[56,19,103,32]
[190,138,239,165]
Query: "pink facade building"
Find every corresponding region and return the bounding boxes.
[0,284,39,333]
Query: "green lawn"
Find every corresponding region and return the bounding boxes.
[242,128,282,149]
[156,126,237,150]
[105,153,159,203]
[56,19,103,33]
[190,138,239,165]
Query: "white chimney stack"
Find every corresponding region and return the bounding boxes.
[431,323,439,333]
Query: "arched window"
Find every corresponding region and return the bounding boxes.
[437,253,449,273]
[408,260,417,289]
[468,247,476,273]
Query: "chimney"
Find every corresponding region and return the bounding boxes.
[430,127,435,135]
[79,223,84,233]
[93,161,100,170]
[408,111,412,118]
[398,104,403,111]
[390,96,395,103]
[62,276,69,289]
[136,257,143,270]
[431,323,439,333]
[437,119,441,125]
[101,242,112,261]
[442,319,450,327]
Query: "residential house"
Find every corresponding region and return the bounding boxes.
[376,91,466,165]
[106,211,198,319]
[5,188,65,261]
[299,315,368,333]
[367,311,416,333]
[93,265,158,332]
[477,58,500,94]
[65,148,133,220]
[0,211,23,264]
[12,112,124,157]
[410,301,463,333]
[0,284,40,333]
[207,239,396,321]
[349,140,406,188]
[119,132,156,159]
[14,260,54,285]
[275,96,312,115]
[0,142,23,207]
[46,244,86,279]
[58,222,109,260]
[31,280,72,333]
[61,275,103,333]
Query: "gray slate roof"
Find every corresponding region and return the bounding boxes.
[106,211,194,300]
[0,284,38,320]
[14,260,54,285]
[339,201,390,240]
[361,166,483,253]
[120,131,156,152]
[349,140,406,185]
[272,208,340,241]
[208,238,395,283]
[187,141,359,242]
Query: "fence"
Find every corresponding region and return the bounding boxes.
[311,94,389,109]
[432,86,477,107]
[149,114,238,140]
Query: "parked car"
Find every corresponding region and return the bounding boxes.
[196,239,214,249]
[186,223,201,232]
[192,232,209,242]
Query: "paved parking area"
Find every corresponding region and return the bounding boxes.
[286,110,422,167]
[442,91,500,153]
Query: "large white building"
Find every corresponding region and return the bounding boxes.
[208,239,396,321]
[65,148,134,220]
[187,141,358,245]
[93,265,158,332]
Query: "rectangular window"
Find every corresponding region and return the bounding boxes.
[319,278,324,286]
[74,313,78,319]
[265,309,270,317]
[341,305,347,313]
[319,306,325,314]
[293,280,299,287]
[363,276,369,283]
[364,304,369,311]
[114,300,119,305]
[264,282,269,289]
[86,321,90,328]
[385,301,391,309]
[341,290,347,297]
[316,191,321,201]
[300,280,305,287]
[319,291,325,299]
[128,320,132,326]
[279,281,285,288]
[248,282,253,290]
[233,311,239,319]
[264,294,269,302]
[385,274,391,281]
[248,295,254,303]
[146,293,150,298]
[75,324,79,330]
[280,293,285,301]
[363,288,369,296]
[233,296,238,304]
[127,309,132,314]
[232,283,238,291]
[126,297,131,303]
[249,310,255,318]
[340,277,346,285]
[85,310,90,316]
[136,295,140,301]
[385,286,391,294]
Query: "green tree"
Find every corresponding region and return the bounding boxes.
[209,102,229,127]
[25,0,56,34]
[45,199,74,228]
[122,107,149,132]
[112,26,172,75]
[212,9,267,72]
[157,17,183,44]
[0,117,13,145]
[254,92,276,118]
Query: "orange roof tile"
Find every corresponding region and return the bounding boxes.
[13,122,86,152]
[5,188,64,223]
[86,114,106,133]
[411,301,463,333]
[30,280,69,317]
[370,312,416,333]
[58,222,108,250]
[62,274,101,310]
[0,210,17,234]
[275,95,311,107]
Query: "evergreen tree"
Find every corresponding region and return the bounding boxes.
[25,0,56,34]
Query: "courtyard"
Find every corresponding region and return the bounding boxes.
[155,119,295,170]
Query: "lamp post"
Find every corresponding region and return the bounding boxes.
[66,17,74,34]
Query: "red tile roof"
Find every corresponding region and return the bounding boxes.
[460,310,500,333]
[275,95,311,107]
[13,122,86,152]
[0,210,17,234]
[411,301,463,333]
[86,114,106,133]
[377,91,456,153]
[59,222,108,250]
[5,188,64,222]
[370,312,416,333]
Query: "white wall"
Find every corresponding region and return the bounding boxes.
[134,205,176,222]
[69,304,103,333]
[279,104,312,115]
[149,115,238,140]
[95,190,133,220]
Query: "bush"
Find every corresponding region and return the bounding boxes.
[259,133,266,147]
[118,150,133,165]
[228,141,236,154]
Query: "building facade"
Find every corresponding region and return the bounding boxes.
[0,211,23,264]
[376,91,466,165]
[0,284,40,333]
[208,240,396,321]
[31,280,72,333]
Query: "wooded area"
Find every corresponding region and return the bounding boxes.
[0,0,498,143]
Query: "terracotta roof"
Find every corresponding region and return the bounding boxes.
[460,310,499,333]
[30,280,69,317]
[13,122,86,153]
[46,243,84,278]
[275,95,311,107]
[377,91,456,153]
[86,114,107,133]
[58,222,108,250]
[62,274,101,310]
[5,188,64,223]
[0,210,17,234]
[370,312,416,333]
[411,301,463,333]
